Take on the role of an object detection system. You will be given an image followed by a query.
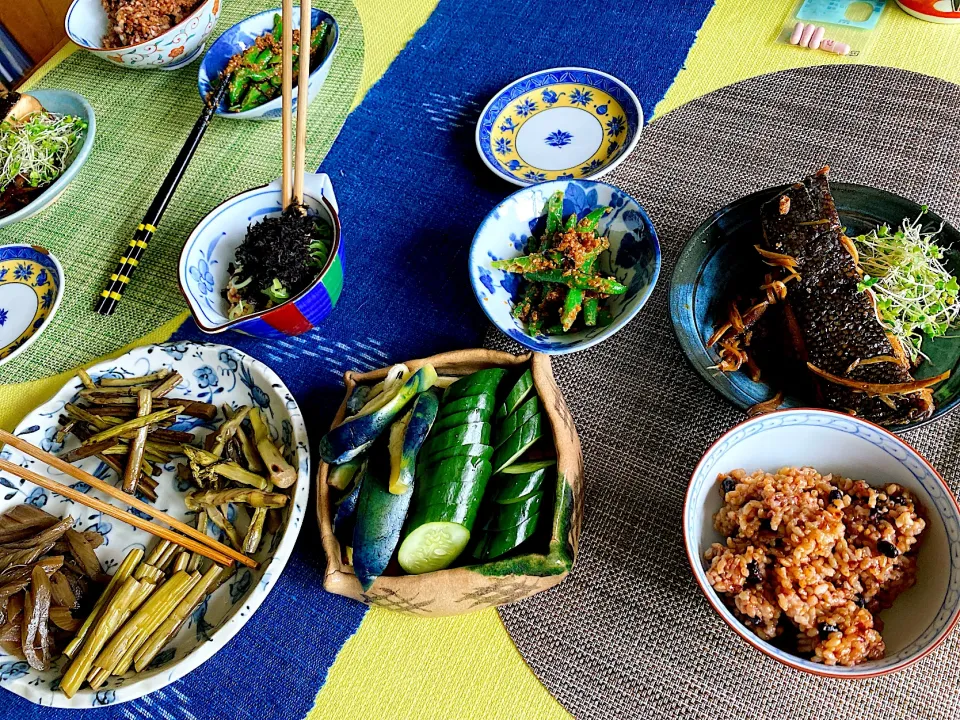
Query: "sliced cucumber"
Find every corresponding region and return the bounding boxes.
[421,422,491,456]
[496,369,534,420]
[500,458,556,475]
[496,396,541,448]
[416,455,492,496]
[492,414,543,474]
[420,442,493,468]
[443,368,507,403]
[484,490,543,531]
[478,514,541,561]
[436,393,496,421]
[432,408,490,435]
[493,468,547,503]
[397,522,471,574]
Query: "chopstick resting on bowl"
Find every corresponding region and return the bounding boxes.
[0,428,255,569]
[293,0,311,204]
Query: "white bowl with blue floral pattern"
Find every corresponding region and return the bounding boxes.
[65,0,221,70]
[684,408,960,678]
[470,179,660,354]
[0,244,65,368]
[476,67,642,186]
[0,340,310,707]
[196,7,339,120]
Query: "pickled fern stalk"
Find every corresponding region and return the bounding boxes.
[854,212,960,363]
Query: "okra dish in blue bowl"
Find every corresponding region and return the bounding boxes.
[470,180,661,354]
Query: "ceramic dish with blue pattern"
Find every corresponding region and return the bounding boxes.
[476,67,642,186]
[470,179,660,354]
[197,8,339,121]
[0,341,309,707]
[684,408,960,678]
[670,183,960,433]
[0,244,64,368]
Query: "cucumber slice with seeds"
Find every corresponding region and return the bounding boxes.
[398,522,471,574]
[492,414,543,474]
[496,370,534,420]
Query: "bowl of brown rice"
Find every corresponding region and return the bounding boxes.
[684,408,960,678]
[65,0,222,70]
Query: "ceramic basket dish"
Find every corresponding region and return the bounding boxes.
[318,349,583,616]
[197,7,340,120]
[178,172,343,338]
[65,0,221,70]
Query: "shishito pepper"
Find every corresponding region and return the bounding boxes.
[524,268,627,295]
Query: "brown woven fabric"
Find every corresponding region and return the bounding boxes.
[489,65,960,719]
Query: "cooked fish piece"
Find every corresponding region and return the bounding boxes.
[759,167,935,425]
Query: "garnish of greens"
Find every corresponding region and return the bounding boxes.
[0,111,86,193]
[219,13,331,113]
[854,208,960,363]
[492,190,626,336]
[224,204,334,320]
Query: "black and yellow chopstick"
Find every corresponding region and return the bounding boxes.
[95,78,232,316]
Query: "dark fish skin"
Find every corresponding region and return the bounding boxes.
[759,168,933,425]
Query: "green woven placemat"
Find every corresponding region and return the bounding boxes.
[0,0,364,384]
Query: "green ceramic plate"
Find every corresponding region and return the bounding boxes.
[669,182,960,432]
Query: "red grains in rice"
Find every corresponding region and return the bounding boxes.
[705,467,925,666]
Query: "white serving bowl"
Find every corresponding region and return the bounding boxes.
[684,408,960,678]
[65,0,221,70]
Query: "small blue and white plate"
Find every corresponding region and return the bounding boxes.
[0,244,64,368]
[476,67,642,186]
[470,179,660,354]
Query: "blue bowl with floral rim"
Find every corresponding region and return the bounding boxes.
[469,179,660,354]
[475,67,642,186]
[197,7,339,120]
[0,244,64,368]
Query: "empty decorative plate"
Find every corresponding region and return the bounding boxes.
[476,67,643,186]
[0,244,64,367]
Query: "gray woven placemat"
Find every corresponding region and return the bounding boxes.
[489,65,960,720]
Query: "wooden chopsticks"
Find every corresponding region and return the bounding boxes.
[293,0,311,205]
[281,0,311,208]
[0,429,256,569]
[281,0,295,208]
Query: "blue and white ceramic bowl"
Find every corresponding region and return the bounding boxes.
[470,179,660,354]
[684,409,960,678]
[197,7,339,120]
[476,67,642,186]
[179,172,343,338]
[65,0,220,70]
[0,341,309,707]
[0,90,96,229]
[0,244,64,368]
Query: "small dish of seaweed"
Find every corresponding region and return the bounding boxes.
[178,173,344,338]
[224,203,334,320]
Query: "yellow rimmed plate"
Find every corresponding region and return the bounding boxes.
[476,67,643,186]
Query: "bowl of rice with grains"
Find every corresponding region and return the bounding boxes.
[684,408,960,678]
[65,0,222,70]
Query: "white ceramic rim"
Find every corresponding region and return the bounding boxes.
[474,66,644,187]
[65,0,216,51]
[0,90,97,229]
[682,407,960,679]
[2,341,310,707]
[0,244,65,369]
